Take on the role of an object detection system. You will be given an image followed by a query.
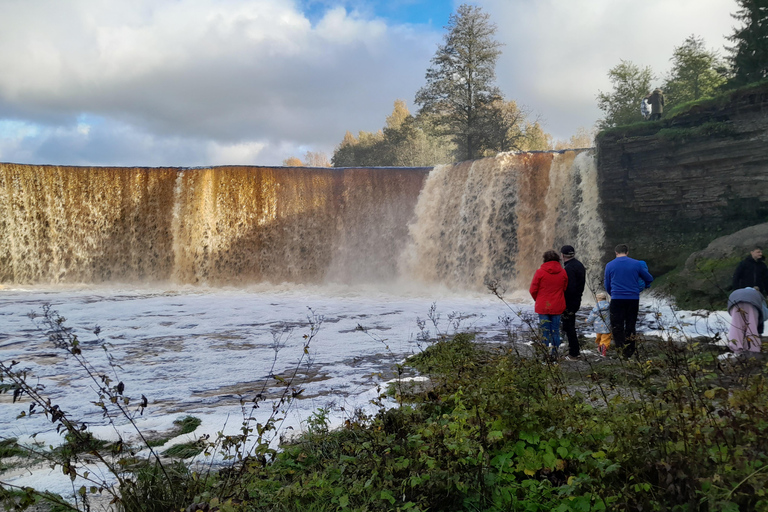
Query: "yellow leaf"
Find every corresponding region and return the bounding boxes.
[524,468,536,476]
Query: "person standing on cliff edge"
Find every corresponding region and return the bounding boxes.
[646,88,665,121]
[604,244,654,358]
[560,245,586,361]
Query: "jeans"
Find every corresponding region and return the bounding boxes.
[610,299,639,357]
[538,314,562,347]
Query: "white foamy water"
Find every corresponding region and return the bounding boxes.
[0,284,734,498]
[0,284,531,496]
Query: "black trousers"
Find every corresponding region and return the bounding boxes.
[561,307,580,357]
[610,299,639,357]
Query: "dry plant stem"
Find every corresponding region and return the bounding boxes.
[226,309,323,488]
[33,306,174,482]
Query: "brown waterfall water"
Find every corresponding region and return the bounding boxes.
[401,150,604,291]
[0,150,603,290]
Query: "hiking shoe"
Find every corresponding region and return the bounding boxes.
[564,355,580,361]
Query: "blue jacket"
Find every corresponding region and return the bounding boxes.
[604,256,654,299]
[637,261,651,293]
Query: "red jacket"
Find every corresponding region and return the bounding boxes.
[529,260,568,315]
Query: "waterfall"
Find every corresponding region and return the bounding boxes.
[400,150,604,292]
[0,164,429,285]
[0,151,603,289]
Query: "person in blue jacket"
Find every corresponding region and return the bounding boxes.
[637,260,651,293]
[604,244,654,358]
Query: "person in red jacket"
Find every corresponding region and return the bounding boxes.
[529,250,569,360]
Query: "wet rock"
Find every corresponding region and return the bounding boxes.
[659,223,768,309]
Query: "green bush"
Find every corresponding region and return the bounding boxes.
[6,310,768,511]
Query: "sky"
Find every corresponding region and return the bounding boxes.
[0,0,737,167]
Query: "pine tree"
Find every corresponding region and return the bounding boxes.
[728,0,768,85]
[415,4,503,162]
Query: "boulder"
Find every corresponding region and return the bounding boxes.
[660,223,768,310]
[685,223,768,266]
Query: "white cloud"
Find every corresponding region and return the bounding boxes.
[316,6,387,45]
[0,0,741,164]
[0,0,438,165]
[206,140,268,164]
[482,0,736,140]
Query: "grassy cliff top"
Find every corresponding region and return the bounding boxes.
[596,79,768,143]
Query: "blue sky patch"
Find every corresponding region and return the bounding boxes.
[299,0,455,27]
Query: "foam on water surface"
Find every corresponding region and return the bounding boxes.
[0,285,735,497]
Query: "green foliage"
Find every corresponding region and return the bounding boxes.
[727,0,768,86]
[331,102,454,167]
[162,441,205,459]
[662,35,727,109]
[8,307,768,512]
[227,329,768,511]
[0,488,75,512]
[175,415,202,435]
[0,438,26,459]
[596,60,653,129]
[0,438,27,472]
[147,415,203,448]
[119,461,206,512]
[415,4,504,161]
[406,332,479,380]
[597,79,768,142]
[53,432,110,459]
[657,121,737,142]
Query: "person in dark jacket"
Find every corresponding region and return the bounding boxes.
[530,250,569,361]
[560,245,586,360]
[604,244,654,358]
[646,88,665,121]
[732,247,768,295]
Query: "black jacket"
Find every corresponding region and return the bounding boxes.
[732,256,768,294]
[563,258,586,309]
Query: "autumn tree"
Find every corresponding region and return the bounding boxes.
[282,156,303,167]
[596,60,653,129]
[728,0,768,86]
[663,35,726,107]
[478,99,531,155]
[332,101,453,167]
[303,151,331,167]
[331,130,385,167]
[518,121,553,151]
[331,131,360,167]
[415,4,503,161]
[554,127,594,150]
[282,152,330,167]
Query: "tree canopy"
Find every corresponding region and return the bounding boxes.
[331,101,454,167]
[728,0,768,86]
[415,4,504,162]
[663,35,726,107]
[596,60,653,129]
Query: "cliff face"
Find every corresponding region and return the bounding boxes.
[596,84,768,275]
